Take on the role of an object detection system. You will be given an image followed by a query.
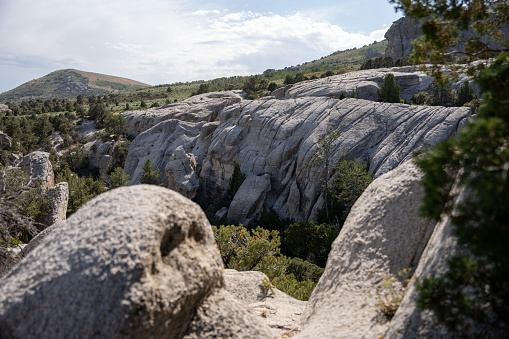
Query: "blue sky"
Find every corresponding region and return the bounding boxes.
[0,0,402,94]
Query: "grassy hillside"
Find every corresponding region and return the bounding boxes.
[0,40,388,110]
[0,69,150,104]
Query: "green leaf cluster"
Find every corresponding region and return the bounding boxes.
[212,224,289,280]
[415,53,509,334]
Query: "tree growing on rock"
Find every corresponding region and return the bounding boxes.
[139,159,161,185]
[379,73,401,103]
[304,130,345,221]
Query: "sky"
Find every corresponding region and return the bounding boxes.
[0,0,403,94]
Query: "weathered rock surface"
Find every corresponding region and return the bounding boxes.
[225,269,306,337]
[165,145,200,199]
[280,66,476,103]
[122,91,243,136]
[84,139,116,176]
[296,160,436,339]
[20,151,54,191]
[385,16,509,61]
[227,173,271,226]
[183,289,275,339]
[0,130,12,151]
[42,182,69,226]
[384,16,424,61]
[77,118,100,139]
[0,185,272,338]
[124,93,471,222]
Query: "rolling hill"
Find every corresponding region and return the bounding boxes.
[0,69,151,104]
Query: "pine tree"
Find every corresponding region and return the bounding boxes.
[139,159,161,185]
[457,81,476,107]
[379,73,401,103]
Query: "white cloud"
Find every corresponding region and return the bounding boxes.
[0,0,394,92]
[192,9,222,16]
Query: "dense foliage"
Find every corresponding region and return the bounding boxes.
[212,224,318,300]
[415,52,509,334]
[390,0,509,335]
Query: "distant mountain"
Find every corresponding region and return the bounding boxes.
[0,69,151,104]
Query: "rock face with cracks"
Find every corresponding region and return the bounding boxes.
[0,185,272,338]
[295,160,436,339]
[123,88,471,222]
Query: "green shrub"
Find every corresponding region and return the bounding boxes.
[273,273,316,301]
[282,222,338,267]
[456,81,476,107]
[212,224,289,280]
[139,159,161,185]
[286,257,324,283]
[412,91,429,105]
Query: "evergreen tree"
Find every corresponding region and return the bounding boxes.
[457,81,476,107]
[390,0,509,334]
[226,159,245,200]
[139,159,161,185]
[379,73,401,103]
[109,167,130,189]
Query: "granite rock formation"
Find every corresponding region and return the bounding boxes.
[295,160,436,338]
[0,185,273,338]
[122,88,471,224]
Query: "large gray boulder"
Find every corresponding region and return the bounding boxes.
[122,91,243,136]
[20,151,54,191]
[385,16,509,61]
[227,173,271,226]
[0,185,272,338]
[281,66,477,103]
[296,160,436,339]
[384,17,424,61]
[42,182,69,226]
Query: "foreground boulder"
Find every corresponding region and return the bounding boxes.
[296,160,436,338]
[0,185,272,338]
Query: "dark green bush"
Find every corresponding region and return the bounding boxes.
[282,221,338,267]
[287,257,324,283]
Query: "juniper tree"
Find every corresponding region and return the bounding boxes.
[379,73,401,103]
[390,0,509,334]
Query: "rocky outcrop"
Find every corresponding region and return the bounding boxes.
[0,130,12,151]
[122,91,243,136]
[384,17,424,61]
[0,104,10,113]
[20,151,54,191]
[84,139,115,176]
[279,66,476,103]
[227,173,271,226]
[77,118,100,139]
[0,185,273,338]
[225,269,306,337]
[295,160,436,339]
[123,91,471,222]
[42,182,69,226]
[165,145,200,199]
[385,16,509,61]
